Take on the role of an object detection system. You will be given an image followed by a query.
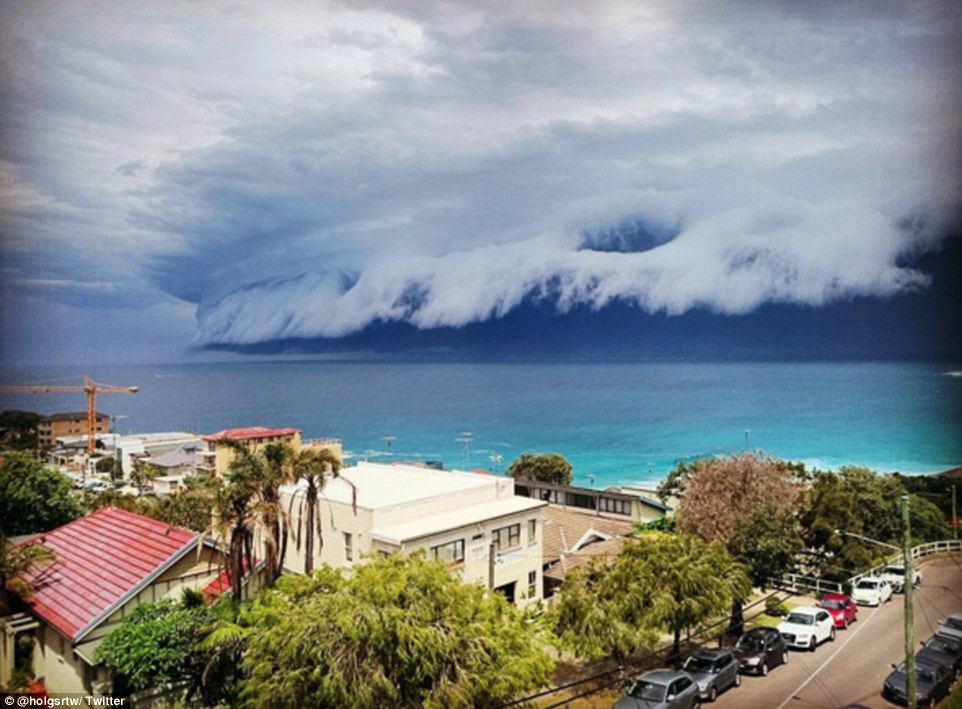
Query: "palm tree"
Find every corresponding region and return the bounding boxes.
[0,536,56,614]
[258,442,294,585]
[289,448,343,575]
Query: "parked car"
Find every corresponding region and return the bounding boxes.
[879,564,922,593]
[818,593,858,629]
[936,612,962,642]
[777,607,836,651]
[613,669,701,709]
[731,628,788,676]
[882,658,954,707]
[918,633,962,677]
[681,649,740,702]
[851,577,893,606]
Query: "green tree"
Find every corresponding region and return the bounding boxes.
[95,594,215,696]
[0,452,81,535]
[258,442,294,585]
[0,410,39,450]
[289,447,343,575]
[0,536,56,614]
[673,453,803,636]
[129,458,162,491]
[506,453,573,486]
[95,456,122,480]
[213,451,261,603]
[241,554,553,709]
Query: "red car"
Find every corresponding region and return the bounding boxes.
[819,593,858,629]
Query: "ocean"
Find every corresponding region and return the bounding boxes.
[1,360,960,487]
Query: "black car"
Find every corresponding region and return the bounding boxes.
[918,633,962,677]
[731,628,788,676]
[882,658,954,707]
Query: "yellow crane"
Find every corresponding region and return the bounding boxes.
[0,375,139,455]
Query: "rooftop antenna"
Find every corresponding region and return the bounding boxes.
[382,435,396,458]
[456,431,472,469]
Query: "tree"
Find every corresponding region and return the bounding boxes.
[95,456,122,480]
[129,457,162,491]
[548,534,749,664]
[289,447,343,575]
[507,453,573,486]
[95,593,215,696]
[258,442,293,585]
[0,536,56,614]
[0,452,81,535]
[673,453,803,636]
[212,459,261,603]
[241,554,553,709]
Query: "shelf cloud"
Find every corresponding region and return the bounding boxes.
[2,0,960,353]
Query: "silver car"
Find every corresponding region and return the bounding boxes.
[613,668,701,709]
[681,650,740,702]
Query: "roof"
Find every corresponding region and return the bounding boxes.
[203,426,300,442]
[148,446,203,469]
[21,508,197,641]
[40,412,109,422]
[543,537,626,582]
[937,465,962,480]
[371,496,547,545]
[541,505,636,564]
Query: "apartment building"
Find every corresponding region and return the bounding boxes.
[282,462,547,607]
[202,426,342,477]
[36,412,109,449]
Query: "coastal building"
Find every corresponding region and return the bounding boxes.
[37,412,110,449]
[0,508,260,695]
[513,479,672,524]
[539,506,636,599]
[281,462,547,607]
[112,432,203,479]
[201,426,342,477]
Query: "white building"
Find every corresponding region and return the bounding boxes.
[112,432,203,479]
[282,462,548,607]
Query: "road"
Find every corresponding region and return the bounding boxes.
[711,554,962,709]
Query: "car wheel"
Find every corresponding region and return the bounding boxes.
[761,662,768,676]
[841,618,848,630]
[708,686,717,702]
[692,699,702,709]
[782,650,788,665]
[734,673,741,688]
[809,637,816,652]
[829,627,836,642]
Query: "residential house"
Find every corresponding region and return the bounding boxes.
[514,479,672,524]
[0,508,258,694]
[281,462,547,607]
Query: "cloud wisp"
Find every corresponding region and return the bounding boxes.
[2,0,960,353]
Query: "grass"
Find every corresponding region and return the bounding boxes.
[941,683,962,709]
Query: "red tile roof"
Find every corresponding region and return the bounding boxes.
[22,508,197,640]
[203,426,300,442]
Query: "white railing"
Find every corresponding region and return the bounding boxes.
[773,539,961,597]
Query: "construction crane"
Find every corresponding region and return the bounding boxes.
[0,375,139,455]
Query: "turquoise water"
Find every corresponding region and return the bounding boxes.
[1,361,959,486]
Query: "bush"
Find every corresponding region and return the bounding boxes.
[765,597,790,617]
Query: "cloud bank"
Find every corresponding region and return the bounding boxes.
[2,0,960,352]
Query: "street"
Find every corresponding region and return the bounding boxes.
[712,555,962,709]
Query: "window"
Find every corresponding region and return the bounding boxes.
[527,519,537,545]
[471,532,484,541]
[492,523,521,552]
[527,570,537,598]
[344,532,353,562]
[431,539,465,565]
[598,496,632,515]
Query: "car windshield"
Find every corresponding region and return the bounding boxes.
[945,617,962,631]
[629,680,667,701]
[856,580,877,589]
[896,663,937,683]
[786,613,815,625]
[931,636,961,653]
[883,566,904,575]
[820,600,845,610]
[683,657,714,673]
[736,635,764,652]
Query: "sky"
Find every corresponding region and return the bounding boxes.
[1,0,961,365]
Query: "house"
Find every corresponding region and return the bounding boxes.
[281,462,547,607]
[201,426,342,477]
[37,412,110,449]
[513,479,672,524]
[143,445,205,495]
[539,505,637,599]
[0,508,256,695]
[112,432,204,480]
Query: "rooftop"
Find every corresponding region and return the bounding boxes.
[40,412,109,422]
[21,508,197,640]
[541,505,636,563]
[371,496,547,544]
[203,426,300,442]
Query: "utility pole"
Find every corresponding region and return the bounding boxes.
[901,495,916,709]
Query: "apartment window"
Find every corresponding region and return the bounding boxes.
[431,539,465,565]
[527,570,537,598]
[492,523,521,552]
[527,519,537,545]
[599,497,631,516]
[344,532,354,562]
[471,532,484,541]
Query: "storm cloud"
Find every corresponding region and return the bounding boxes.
[2,0,960,354]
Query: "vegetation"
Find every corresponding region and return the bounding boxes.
[507,452,573,486]
[242,554,553,709]
[0,452,81,535]
[549,533,748,663]
[82,475,217,532]
[668,453,803,636]
[0,536,56,614]
[95,456,122,479]
[0,410,40,450]
[289,447,343,575]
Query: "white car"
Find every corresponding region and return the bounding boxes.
[777,607,836,651]
[852,577,893,606]
[878,564,922,593]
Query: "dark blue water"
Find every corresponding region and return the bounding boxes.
[1,361,960,486]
